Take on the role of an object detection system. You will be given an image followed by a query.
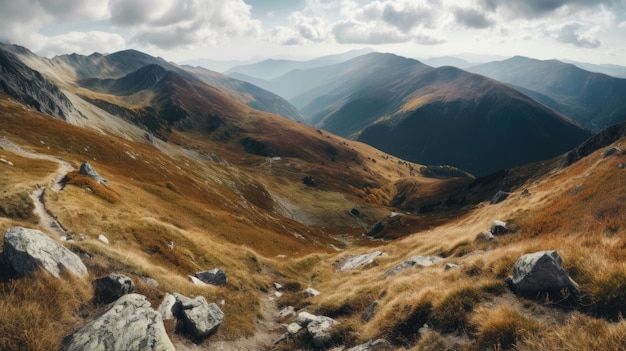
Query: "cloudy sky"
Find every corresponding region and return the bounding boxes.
[0,0,625,65]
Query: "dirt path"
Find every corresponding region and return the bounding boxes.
[0,137,74,238]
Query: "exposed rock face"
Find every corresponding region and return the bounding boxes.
[340,251,384,271]
[561,121,626,167]
[508,250,578,302]
[346,339,394,351]
[385,255,443,277]
[2,226,87,278]
[490,190,510,204]
[195,268,228,286]
[79,162,109,187]
[604,146,621,158]
[93,273,135,304]
[295,312,339,347]
[491,220,508,236]
[173,293,224,339]
[63,294,174,351]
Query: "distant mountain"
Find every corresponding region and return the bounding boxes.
[226,48,376,80]
[421,56,473,69]
[468,56,626,131]
[562,60,626,79]
[256,53,591,176]
[179,57,260,73]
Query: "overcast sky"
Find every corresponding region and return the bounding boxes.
[0,0,625,65]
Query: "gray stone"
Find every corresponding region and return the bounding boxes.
[346,339,394,351]
[158,293,177,320]
[340,251,384,271]
[303,287,320,297]
[79,162,109,187]
[490,190,509,204]
[273,282,283,290]
[195,268,228,286]
[491,220,508,235]
[287,322,302,334]
[361,301,378,322]
[2,226,87,278]
[508,250,578,302]
[483,230,495,241]
[93,273,134,304]
[384,255,443,277]
[174,293,224,339]
[278,306,296,319]
[520,189,531,198]
[604,146,621,158]
[444,263,460,270]
[307,315,339,347]
[295,311,319,327]
[63,294,175,351]
[97,234,109,244]
[188,275,208,285]
[142,277,159,287]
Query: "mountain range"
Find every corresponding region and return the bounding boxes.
[2,41,626,351]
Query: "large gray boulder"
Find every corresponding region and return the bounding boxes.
[195,268,228,286]
[340,251,384,271]
[508,250,578,302]
[173,293,224,339]
[2,226,87,278]
[384,255,443,277]
[79,162,109,187]
[93,273,135,304]
[63,294,175,351]
[295,312,338,347]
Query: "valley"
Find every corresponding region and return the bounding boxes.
[0,42,626,351]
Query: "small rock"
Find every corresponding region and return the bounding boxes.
[79,162,109,187]
[98,234,109,245]
[93,273,135,304]
[490,190,509,204]
[158,293,177,320]
[346,339,394,351]
[520,189,531,198]
[491,220,508,235]
[167,241,174,249]
[483,231,495,241]
[307,315,339,347]
[295,311,319,327]
[278,306,296,319]
[340,251,384,271]
[287,322,302,334]
[173,293,224,339]
[444,263,459,270]
[303,287,320,297]
[195,268,228,286]
[63,294,175,351]
[2,226,88,278]
[273,282,283,290]
[361,301,378,322]
[142,276,159,287]
[275,291,282,297]
[385,255,443,277]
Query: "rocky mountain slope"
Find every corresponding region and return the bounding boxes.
[1,43,626,351]
[468,56,626,131]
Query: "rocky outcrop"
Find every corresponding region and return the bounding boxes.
[604,146,622,158]
[561,121,626,167]
[79,162,109,187]
[339,251,384,271]
[346,339,393,351]
[63,294,174,351]
[385,255,443,277]
[195,268,228,286]
[173,293,224,339]
[490,190,510,204]
[93,273,135,304]
[507,250,578,303]
[2,226,87,278]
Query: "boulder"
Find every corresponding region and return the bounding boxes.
[303,287,320,297]
[346,339,394,351]
[195,268,228,286]
[384,255,443,277]
[508,250,578,302]
[340,251,384,271]
[604,146,621,158]
[295,312,338,347]
[173,293,224,339]
[79,162,109,187]
[2,226,87,278]
[490,190,509,204]
[188,275,208,285]
[93,273,135,304]
[158,293,177,320]
[63,294,174,351]
[491,220,508,235]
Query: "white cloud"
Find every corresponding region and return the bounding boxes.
[553,22,602,48]
[36,31,126,57]
[109,0,263,49]
[620,21,626,29]
[332,20,409,44]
